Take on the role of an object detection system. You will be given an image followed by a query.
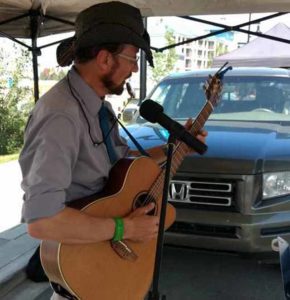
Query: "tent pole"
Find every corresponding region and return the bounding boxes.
[247,13,252,43]
[30,11,41,102]
[31,38,39,102]
[140,17,148,100]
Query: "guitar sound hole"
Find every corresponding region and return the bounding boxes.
[133,193,157,216]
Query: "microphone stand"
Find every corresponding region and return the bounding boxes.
[148,134,176,300]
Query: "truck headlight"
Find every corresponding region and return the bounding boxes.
[263,172,290,199]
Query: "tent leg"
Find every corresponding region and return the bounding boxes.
[140,17,148,100]
[30,11,41,102]
[32,40,39,102]
[140,50,147,100]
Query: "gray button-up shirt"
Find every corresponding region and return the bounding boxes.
[19,67,129,223]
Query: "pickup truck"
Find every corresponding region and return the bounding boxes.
[122,67,290,256]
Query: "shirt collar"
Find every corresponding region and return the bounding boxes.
[67,67,103,117]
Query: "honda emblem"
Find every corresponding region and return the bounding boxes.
[169,182,188,201]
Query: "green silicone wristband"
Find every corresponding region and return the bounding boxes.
[112,217,124,242]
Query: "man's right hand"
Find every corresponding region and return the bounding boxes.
[123,202,159,242]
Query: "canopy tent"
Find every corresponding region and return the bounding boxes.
[2,0,290,38]
[212,23,290,68]
[1,0,290,100]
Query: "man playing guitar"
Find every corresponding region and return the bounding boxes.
[19,2,207,299]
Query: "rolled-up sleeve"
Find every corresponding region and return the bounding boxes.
[19,110,80,223]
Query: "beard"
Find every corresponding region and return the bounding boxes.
[103,76,124,95]
[102,60,128,95]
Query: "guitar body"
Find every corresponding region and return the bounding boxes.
[40,156,176,300]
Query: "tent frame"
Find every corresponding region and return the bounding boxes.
[0,10,289,101]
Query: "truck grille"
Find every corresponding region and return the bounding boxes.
[169,178,237,211]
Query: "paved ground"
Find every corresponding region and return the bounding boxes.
[158,246,284,300]
[0,161,22,233]
[4,245,285,300]
[15,246,286,300]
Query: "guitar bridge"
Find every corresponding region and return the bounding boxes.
[110,240,138,262]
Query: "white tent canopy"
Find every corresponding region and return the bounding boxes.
[2,0,290,38]
[212,23,290,68]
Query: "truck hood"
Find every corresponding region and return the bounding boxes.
[122,120,290,174]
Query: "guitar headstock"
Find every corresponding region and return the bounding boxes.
[204,62,232,107]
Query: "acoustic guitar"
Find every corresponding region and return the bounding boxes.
[40,64,231,300]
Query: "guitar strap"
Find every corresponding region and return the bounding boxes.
[114,114,150,157]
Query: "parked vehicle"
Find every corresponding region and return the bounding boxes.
[121,99,139,123]
[121,67,290,256]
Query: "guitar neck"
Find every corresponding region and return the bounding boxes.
[170,100,213,176]
[145,63,230,206]
[147,100,214,204]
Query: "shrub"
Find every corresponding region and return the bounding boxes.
[0,42,33,155]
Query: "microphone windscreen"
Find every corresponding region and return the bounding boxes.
[139,100,164,123]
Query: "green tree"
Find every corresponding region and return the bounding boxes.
[0,42,33,155]
[208,42,229,67]
[151,27,178,84]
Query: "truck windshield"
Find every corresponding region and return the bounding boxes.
[149,76,290,123]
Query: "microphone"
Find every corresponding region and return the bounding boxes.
[139,100,207,155]
[126,82,136,99]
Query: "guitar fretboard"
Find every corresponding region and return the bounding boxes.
[146,100,214,204]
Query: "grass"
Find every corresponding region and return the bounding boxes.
[0,153,19,164]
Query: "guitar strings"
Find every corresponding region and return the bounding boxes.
[143,73,222,206]
[142,101,214,207]
[143,142,190,206]
[143,129,193,206]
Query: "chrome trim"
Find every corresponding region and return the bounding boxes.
[189,194,232,206]
[190,180,232,192]
[169,179,233,207]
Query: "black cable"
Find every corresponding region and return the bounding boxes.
[66,71,118,146]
